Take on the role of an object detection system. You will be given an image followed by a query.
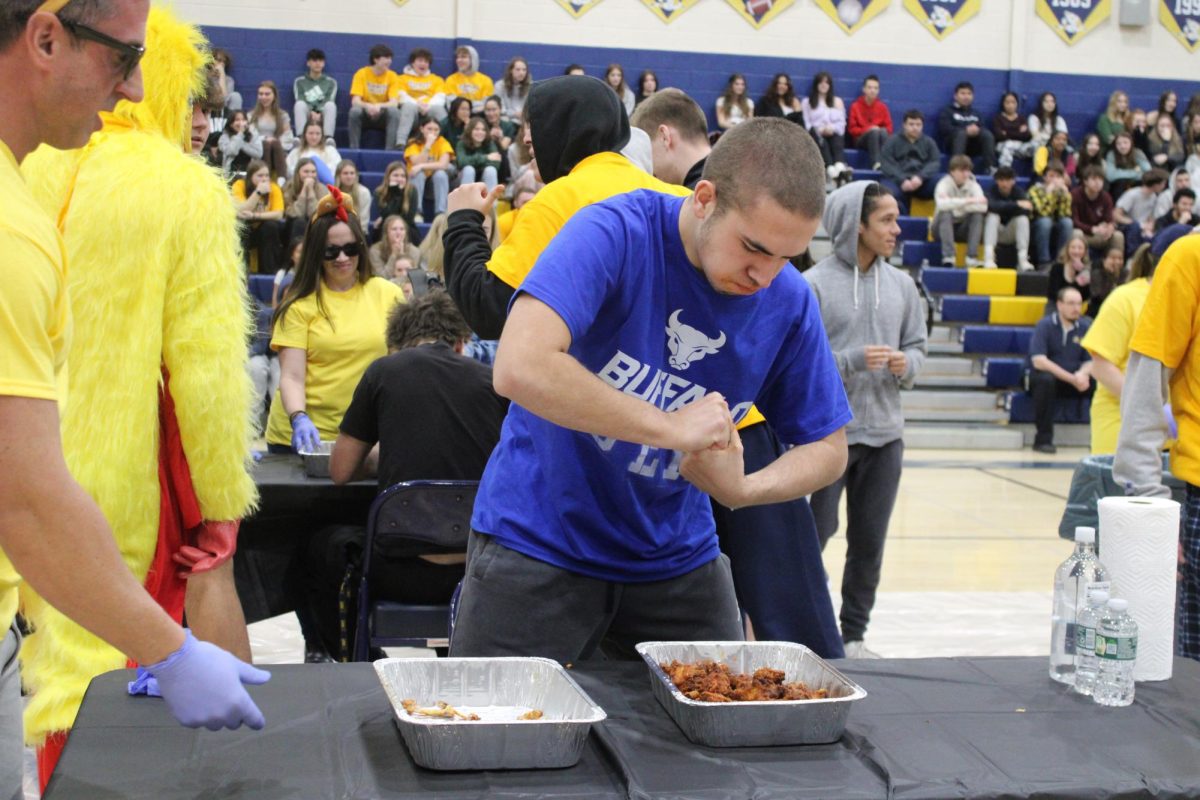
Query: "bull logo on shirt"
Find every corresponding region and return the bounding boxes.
[665,309,726,370]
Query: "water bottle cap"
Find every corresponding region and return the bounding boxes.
[1074,526,1096,543]
[1107,598,1128,612]
[1088,589,1110,604]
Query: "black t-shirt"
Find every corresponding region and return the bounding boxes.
[339,342,510,491]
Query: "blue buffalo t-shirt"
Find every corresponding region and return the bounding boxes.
[472,190,852,582]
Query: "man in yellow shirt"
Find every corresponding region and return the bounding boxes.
[348,43,403,150]
[443,45,494,114]
[1114,230,1200,660]
[0,0,268,794]
[396,47,446,147]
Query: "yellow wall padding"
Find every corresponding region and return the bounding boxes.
[967,268,1017,297]
[989,296,1047,325]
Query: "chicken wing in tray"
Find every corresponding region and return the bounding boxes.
[661,660,829,702]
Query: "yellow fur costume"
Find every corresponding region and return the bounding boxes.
[19,7,257,744]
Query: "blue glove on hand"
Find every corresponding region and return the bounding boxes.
[145,630,270,731]
[1165,403,1179,439]
[290,412,321,454]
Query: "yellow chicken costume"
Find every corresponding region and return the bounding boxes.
[19,6,258,782]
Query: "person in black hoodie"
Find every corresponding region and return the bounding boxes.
[982,166,1033,270]
[937,81,995,173]
[442,75,687,339]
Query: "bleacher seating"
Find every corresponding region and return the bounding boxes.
[982,357,1025,389]
[961,325,1034,356]
[1007,390,1091,425]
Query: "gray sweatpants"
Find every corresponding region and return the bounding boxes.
[449,532,743,662]
[0,624,23,800]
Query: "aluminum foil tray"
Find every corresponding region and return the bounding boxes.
[298,441,333,478]
[636,641,866,748]
[374,657,607,771]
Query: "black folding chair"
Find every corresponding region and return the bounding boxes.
[351,480,477,661]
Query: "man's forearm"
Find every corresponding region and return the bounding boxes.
[1032,355,1073,384]
[741,429,848,506]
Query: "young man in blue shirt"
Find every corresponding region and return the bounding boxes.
[448,118,852,661]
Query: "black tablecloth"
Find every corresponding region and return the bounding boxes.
[45,657,1200,799]
[235,455,375,623]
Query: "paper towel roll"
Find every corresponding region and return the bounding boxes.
[1098,496,1180,682]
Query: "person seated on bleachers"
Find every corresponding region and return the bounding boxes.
[369,215,423,285]
[247,298,280,436]
[847,74,891,171]
[443,97,473,151]
[372,160,420,236]
[293,48,338,142]
[1129,107,1151,155]
[1029,160,1074,269]
[1080,242,1157,454]
[396,47,447,145]
[496,57,531,122]
[1076,133,1105,183]
[1096,90,1130,151]
[295,292,509,662]
[878,109,940,214]
[1034,130,1076,181]
[1154,187,1196,233]
[211,48,241,111]
[217,109,262,176]
[1028,92,1068,154]
[1148,90,1181,134]
[333,159,374,230]
[272,237,304,307]
[506,121,542,198]
[983,165,1033,270]
[993,91,1031,169]
[286,122,339,181]
[937,81,995,174]
[933,154,988,267]
[1184,113,1200,156]
[1114,168,1169,254]
[444,45,494,114]
[1028,286,1093,454]
[604,63,636,115]
[1073,165,1124,256]
[249,80,295,181]
[630,88,712,188]
[1089,244,1128,319]
[715,73,754,130]
[563,64,586,76]
[1048,230,1093,307]
[756,72,801,118]
[635,70,658,108]
[1155,167,1191,218]
[483,95,517,152]
[456,117,503,192]
[232,159,285,274]
[283,158,330,242]
[800,71,851,186]
[1105,131,1151,198]
[405,117,455,220]
[1146,114,1186,174]
[348,44,404,150]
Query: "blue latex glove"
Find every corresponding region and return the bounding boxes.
[127,667,161,697]
[290,411,321,454]
[1165,403,1178,439]
[144,630,270,731]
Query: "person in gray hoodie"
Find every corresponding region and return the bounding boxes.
[804,181,928,657]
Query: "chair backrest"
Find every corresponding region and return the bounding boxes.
[361,480,477,577]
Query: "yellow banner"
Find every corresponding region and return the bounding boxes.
[1160,0,1200,52]
[641,0,702,23]
[555,0,605,18]
[814,0,889,35]
[1035,0,1111,45]
[725,0,796,29]
[903,0,981,39]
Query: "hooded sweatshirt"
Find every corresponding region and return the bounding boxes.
[804,182,928,447]
[444,46,494,112]
[444,75,683,339]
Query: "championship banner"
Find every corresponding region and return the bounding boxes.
[641,0,702,23]
[555,0,605,18]
[1160,0,1200,52]
[725,0,796,29]
[903,0,981,39]
[1035,0,1111,45]
[814,0,889,35]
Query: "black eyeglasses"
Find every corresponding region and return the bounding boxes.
[54,13,146,82]
[323,242,361,260]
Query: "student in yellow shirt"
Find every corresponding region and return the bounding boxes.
[396,47,446,146]
[266,189,405,453]
[232,159,286,273]
[348,43,403,150]
[444,45,494,114]
[404,117,455,219]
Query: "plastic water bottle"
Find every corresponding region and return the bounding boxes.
[1071,589,1110,696]
[1093,598,1138,707]
[1049,526,1111,684]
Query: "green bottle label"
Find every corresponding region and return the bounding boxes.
[1095,634,1137,661]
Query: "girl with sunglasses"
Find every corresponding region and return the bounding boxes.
[265,190,405,454]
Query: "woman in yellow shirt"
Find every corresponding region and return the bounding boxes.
[232,159,285,274]
[265,190,405,453]
[404,117,454,220]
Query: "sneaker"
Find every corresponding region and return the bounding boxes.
[965,257,984,268]
[325,136,337,148]
[872,161,882,171]
[826,164,840,179]
[982,260,997,269]
[304,647,336,664]
[1017,258,1034,272]
[843,640,882,659]
[1032,442,1057,454]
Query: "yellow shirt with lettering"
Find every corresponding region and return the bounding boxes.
[444,71,494,106]
[0,139,72,630]
[1081,278,1151,454]
[350,66,403,105]
[397,72,445,104]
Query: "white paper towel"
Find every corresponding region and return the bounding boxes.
[1098,496,1180,682]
